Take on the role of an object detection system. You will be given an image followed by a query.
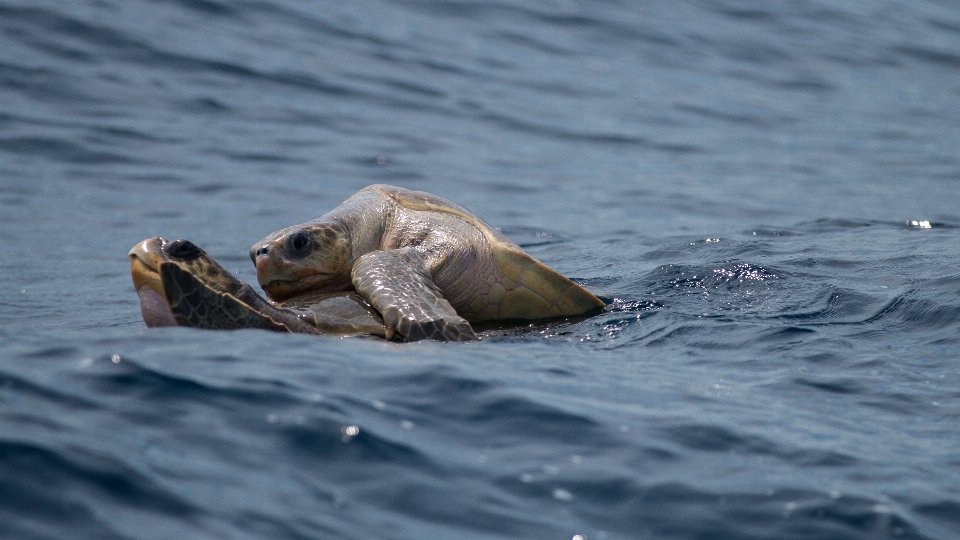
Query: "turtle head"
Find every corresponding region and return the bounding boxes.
[130,238,235,292]
[128,237,240,327]
[250,220,353,301]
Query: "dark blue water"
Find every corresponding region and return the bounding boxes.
[2,1,960,538]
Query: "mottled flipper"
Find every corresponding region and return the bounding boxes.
[160,263,291,332]
[352,249,477,341]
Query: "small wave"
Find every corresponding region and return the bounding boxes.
[0,136,136,165]
[793,376,863,395]
[860,288,960,333]
[0,60,98,104]
[776,285,882,322]
[0,439,198,538]
[644,261,782,317]
[276,418,439,470]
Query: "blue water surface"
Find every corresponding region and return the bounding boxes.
[2,1,960,538]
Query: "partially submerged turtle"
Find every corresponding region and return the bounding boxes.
[129,237,391,338]
[251,184,605,341]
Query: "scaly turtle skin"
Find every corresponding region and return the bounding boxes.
[129,237,391,338]
[250,184,605,341]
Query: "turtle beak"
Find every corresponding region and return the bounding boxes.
[128,237,166,292]
[128,237,177,327]
[254,248,274,278]
[251,238,289,291]
[250,243,265,264]
[252,244,273,275]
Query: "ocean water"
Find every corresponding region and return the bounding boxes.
[2,1,960,538]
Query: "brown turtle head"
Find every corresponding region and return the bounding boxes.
[250,220,353,301]
[129,237,240,326]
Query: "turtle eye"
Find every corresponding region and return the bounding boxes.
[164,239,202,260]
[287,230,313,257]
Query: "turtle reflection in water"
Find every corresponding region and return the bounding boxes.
[130,184,605,342]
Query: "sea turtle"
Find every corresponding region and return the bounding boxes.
[129,237,392,338]
[251,184,605,341]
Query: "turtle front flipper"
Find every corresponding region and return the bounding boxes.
[160,262,292,332]
[352,249,477,341]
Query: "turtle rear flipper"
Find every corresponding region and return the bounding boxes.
[160,262,291,332]
[352,248,477,342]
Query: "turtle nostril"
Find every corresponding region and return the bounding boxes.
[256,245,270,257]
